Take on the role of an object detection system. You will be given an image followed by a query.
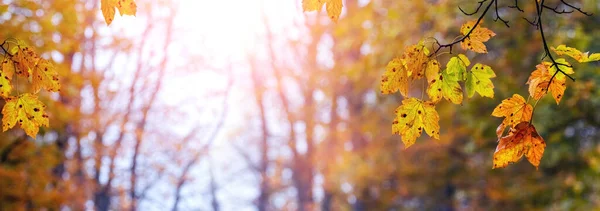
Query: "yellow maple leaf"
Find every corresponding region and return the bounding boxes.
[302,0,342,22]
[12,46,40,77]
[1,58,15,80]
[392,98,440,148]
[403,43,430,80]
[380,58,409,96]
[427,56,465,104]
[381,43,431,97]
[425,59,440,83]
[101,0,137,25]
[493,122,546,169]
[0,66,12,98]
[466,63,496,98]
[491,94,533,137]
[460,21,496,53]
[2,93,49,138]
[32,59,60,92]
[326,0,342,22]
[551,45,600,63]
[302,0,325,11]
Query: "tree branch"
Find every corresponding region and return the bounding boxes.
[534,0,576,94]
[494,0,510,27]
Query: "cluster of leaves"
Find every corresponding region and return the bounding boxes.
[0,39,61,138]
[381,21,496,148]
[491,45,600,169]
[101,0,137,25]
[378,14,600,169]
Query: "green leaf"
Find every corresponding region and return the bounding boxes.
[466,63,496,98]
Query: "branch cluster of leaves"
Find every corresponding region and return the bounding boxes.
[0,39,61,138]
[380,21,497,148]
[376,0,600,169]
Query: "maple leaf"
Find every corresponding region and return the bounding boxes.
[380,58,409,96]
[302,0,325,11]
[101,0,137,25]
[445,54,470,81]
[32,59,60,92]
[0,63,12,98]
[303,0,342,22]
[491,94,533,137]
[460,21,496,53]
[392,98,440,148]
[551,45,600,63]
[466,63,496,98]
[427,71,463,104]
[403,42,430,80]
[381,43,431,97]
[427,56,465,104]
[493,122,546,169]
[1,59,15,80]
[2,93,49,138]
[526,60,571,104]
[326,0,343,22]
[425,59,440,83]
[12,46,40,77]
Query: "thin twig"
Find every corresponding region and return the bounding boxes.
[430,0,495,57]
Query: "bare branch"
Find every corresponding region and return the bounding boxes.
[459,0,486,16]
[430,0,495,56]
[508,0,524,12]
[494,0,510,27]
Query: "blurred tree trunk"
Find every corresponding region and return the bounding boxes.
[249,57,271,211]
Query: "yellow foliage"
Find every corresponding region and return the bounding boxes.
[551,45,600,63]
[460,21,496,53]
[392,98,440,148]
[101,0,137,25]
[2,94,49,138]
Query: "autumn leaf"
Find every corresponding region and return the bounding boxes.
[2,93,49,138]
[493,122,546,169]
[551,45,600,63]
[466,63,496,98]
[491,94,533,137]
[380,58,409,96]
[392,98,440,148]
[425,59,440,83]
[526,61,571,104]
[12,46,40,77]
[0,64,12,98]
[32,59,60,92]
[381,43,431,97]
[1,59,14,80]
[303,0,342,22]
[427,56,465,104]
[101,0,137,25]
[445,54,470,81]
[460,21,496,53]
[326,0,342,22]
[403,42,430,80]
[427,70,463,104]
[302,0,325,11]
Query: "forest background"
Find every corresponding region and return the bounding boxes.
[0,0,599,210]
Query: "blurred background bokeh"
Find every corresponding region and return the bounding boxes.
[0,0,599,210]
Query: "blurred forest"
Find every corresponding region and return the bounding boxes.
[0,0,599,210]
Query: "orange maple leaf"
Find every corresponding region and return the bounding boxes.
[493,122,546,169]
